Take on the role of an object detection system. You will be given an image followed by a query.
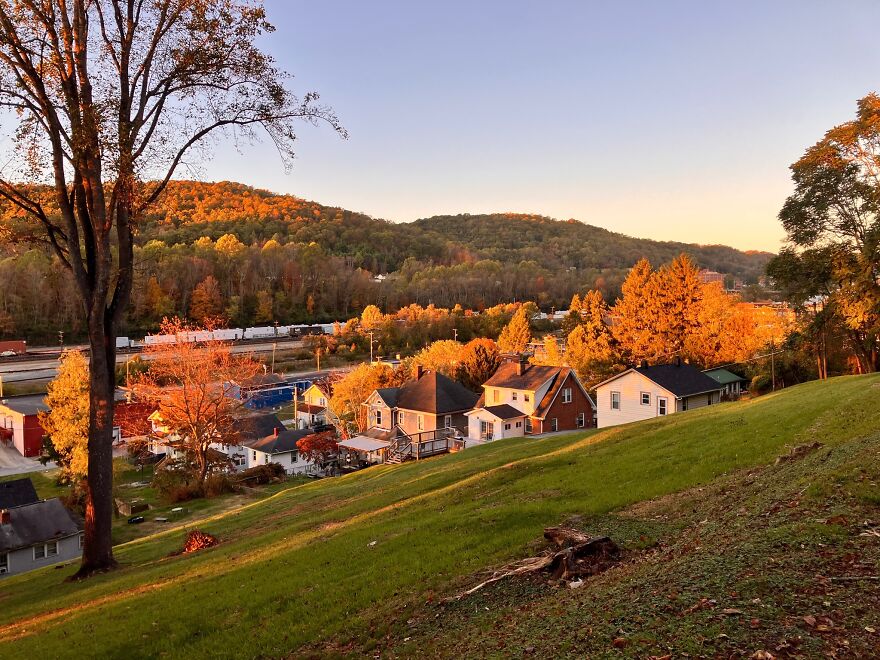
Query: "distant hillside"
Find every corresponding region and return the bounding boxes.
[141,181,771,280]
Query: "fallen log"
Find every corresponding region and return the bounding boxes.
[444,528,620,601]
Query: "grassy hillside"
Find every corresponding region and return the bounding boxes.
[1,375,878,658]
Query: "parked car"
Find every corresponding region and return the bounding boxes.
[0,350,16,357]
[127,516,145,524]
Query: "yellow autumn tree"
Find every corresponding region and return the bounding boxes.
[39,350,90,483]
[497,306,532,353]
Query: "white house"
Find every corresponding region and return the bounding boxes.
[1,499,83,577]
[233,413,325,475]
[294,382,331,429]
[595,360,725,429]
[464,404,527,442]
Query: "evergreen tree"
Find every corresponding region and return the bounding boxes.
[560,293,583,336]
[456,338,502,391]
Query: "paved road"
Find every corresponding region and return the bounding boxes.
[0,339,305,384]
[0,444,57,477]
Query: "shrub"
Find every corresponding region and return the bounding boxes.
[237,462,286,485]
[204,473,237,497]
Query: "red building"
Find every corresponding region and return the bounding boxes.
[0,395,48,458]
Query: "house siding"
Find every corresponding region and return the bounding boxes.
[466,411,526,442]
[596,371,678,429]
[1,533,82,577]
[536,373,596,432]
[676,391,722,412]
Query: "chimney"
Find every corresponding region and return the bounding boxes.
[674,356,682,367]
[0,509,10,525]
[516,355,527,376]
[414,364,424,380]
[274,427,280,437]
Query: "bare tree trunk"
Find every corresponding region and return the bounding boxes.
[76,317,118,576]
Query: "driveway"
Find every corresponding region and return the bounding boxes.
[0,443,55,477]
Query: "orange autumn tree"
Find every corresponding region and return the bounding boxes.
[132,319,261,488]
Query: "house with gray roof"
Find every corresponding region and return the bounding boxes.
[594,359,724,428]
[0,498,83,577]
[228,413,325,475]
[0,478,39,509]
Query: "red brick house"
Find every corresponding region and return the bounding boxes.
[468,357,595,439]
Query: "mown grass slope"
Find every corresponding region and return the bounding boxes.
[0,375,878,658]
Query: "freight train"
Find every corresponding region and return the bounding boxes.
[118,324,334,349]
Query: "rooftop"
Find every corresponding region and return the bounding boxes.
[482,361,562,391]
[395,371,479,414]
[0,478,39,509]
[0,498,82,553]
[0,394,48,416]
[703,367,750,385]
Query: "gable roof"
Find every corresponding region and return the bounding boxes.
[395,371,479,414]
[703,367,749,385]
[482,362,560,391]
[0,478,39,509]
[0,498,82,552]
[596,362,724,398]
[533,368,595,419]
[471,404,527,420]
[374,387,399,408]
[235,413,316,454]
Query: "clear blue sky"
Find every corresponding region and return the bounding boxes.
[205,0,880,252]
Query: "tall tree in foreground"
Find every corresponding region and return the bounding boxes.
[770,93,880,372]
[0,1,343,575]
[39,350,90,484]
[131,319,261,487]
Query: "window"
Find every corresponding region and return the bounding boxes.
[707,394,713,406]
[33,544,46,560]
[640,392,650,406]
[562,388,572,404]
[516,421,522,428]
[292,452,298,463]
[79,534,84,549]
[319,397,326,407]
[611,391,621,410]
[682,398,689,411]
[576,412,585,428]
[658,397,667,416]
[524,393,530,403]
[417,415,424,431]
[551,418,558,432]
[252,450,257,461]
[375,409,383,427]
[480,420,494,439]
[512,391,518,401]
[444,415,452,429]
[398,411,405,426]
[525,418,533,433]
[504,423,511,430]
[492,389,499,403]
[46,541,58,557]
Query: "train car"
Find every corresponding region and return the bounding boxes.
[290,325,327,338]
[143,333,179,346]
[115,337,133,349]
[243,326,281,340]
[0,340,27,355]
[212,328,243,342]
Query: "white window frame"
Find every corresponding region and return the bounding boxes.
[515,421,522,428]
[398,411,405,426]
[375,408,383,427]
[417,415,424,431]
[46,541,58,557]
[524,393,530,402]
[444,415,452,429]
[658,397,667,416]
[682,398,689,412]
[525,418,533,433]
[640,392,650,406]
[576,412,585,428]
[512,391,518,401]
[33,544,46,560]
[551,418,558,432]
[504,423,511,430]
[611,391,621,410]
[562,388,572,404]
[0,551,8,572]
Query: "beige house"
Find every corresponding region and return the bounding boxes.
[295,382,331,429]
[595,360,724,429]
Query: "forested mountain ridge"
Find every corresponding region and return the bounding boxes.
[138,181,771,277]
[0,181,773,340]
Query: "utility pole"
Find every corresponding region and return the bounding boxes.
[58,330,64,352]
[770,339,776,392]
[271,342,277,373]
[368,331,374,364]
[316,347,321,371]
[453,328,458,342]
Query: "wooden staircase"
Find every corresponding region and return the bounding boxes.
[385,426,462,464]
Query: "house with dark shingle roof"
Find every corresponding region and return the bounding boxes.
[362,365,479,440]
[0,478,39,509]
[231,413,324,475]
[703,367,750,398]
[468,356,596,439]
[1,498,83,577]
[594,359,724,428]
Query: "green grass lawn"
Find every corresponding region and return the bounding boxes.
[0,375,878,658]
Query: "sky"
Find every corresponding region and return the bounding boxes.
[204,0,880,253]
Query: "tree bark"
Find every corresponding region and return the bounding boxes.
[75,316,118,576]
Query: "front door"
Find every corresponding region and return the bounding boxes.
[658,397,668,416]
[480,420,494,441]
